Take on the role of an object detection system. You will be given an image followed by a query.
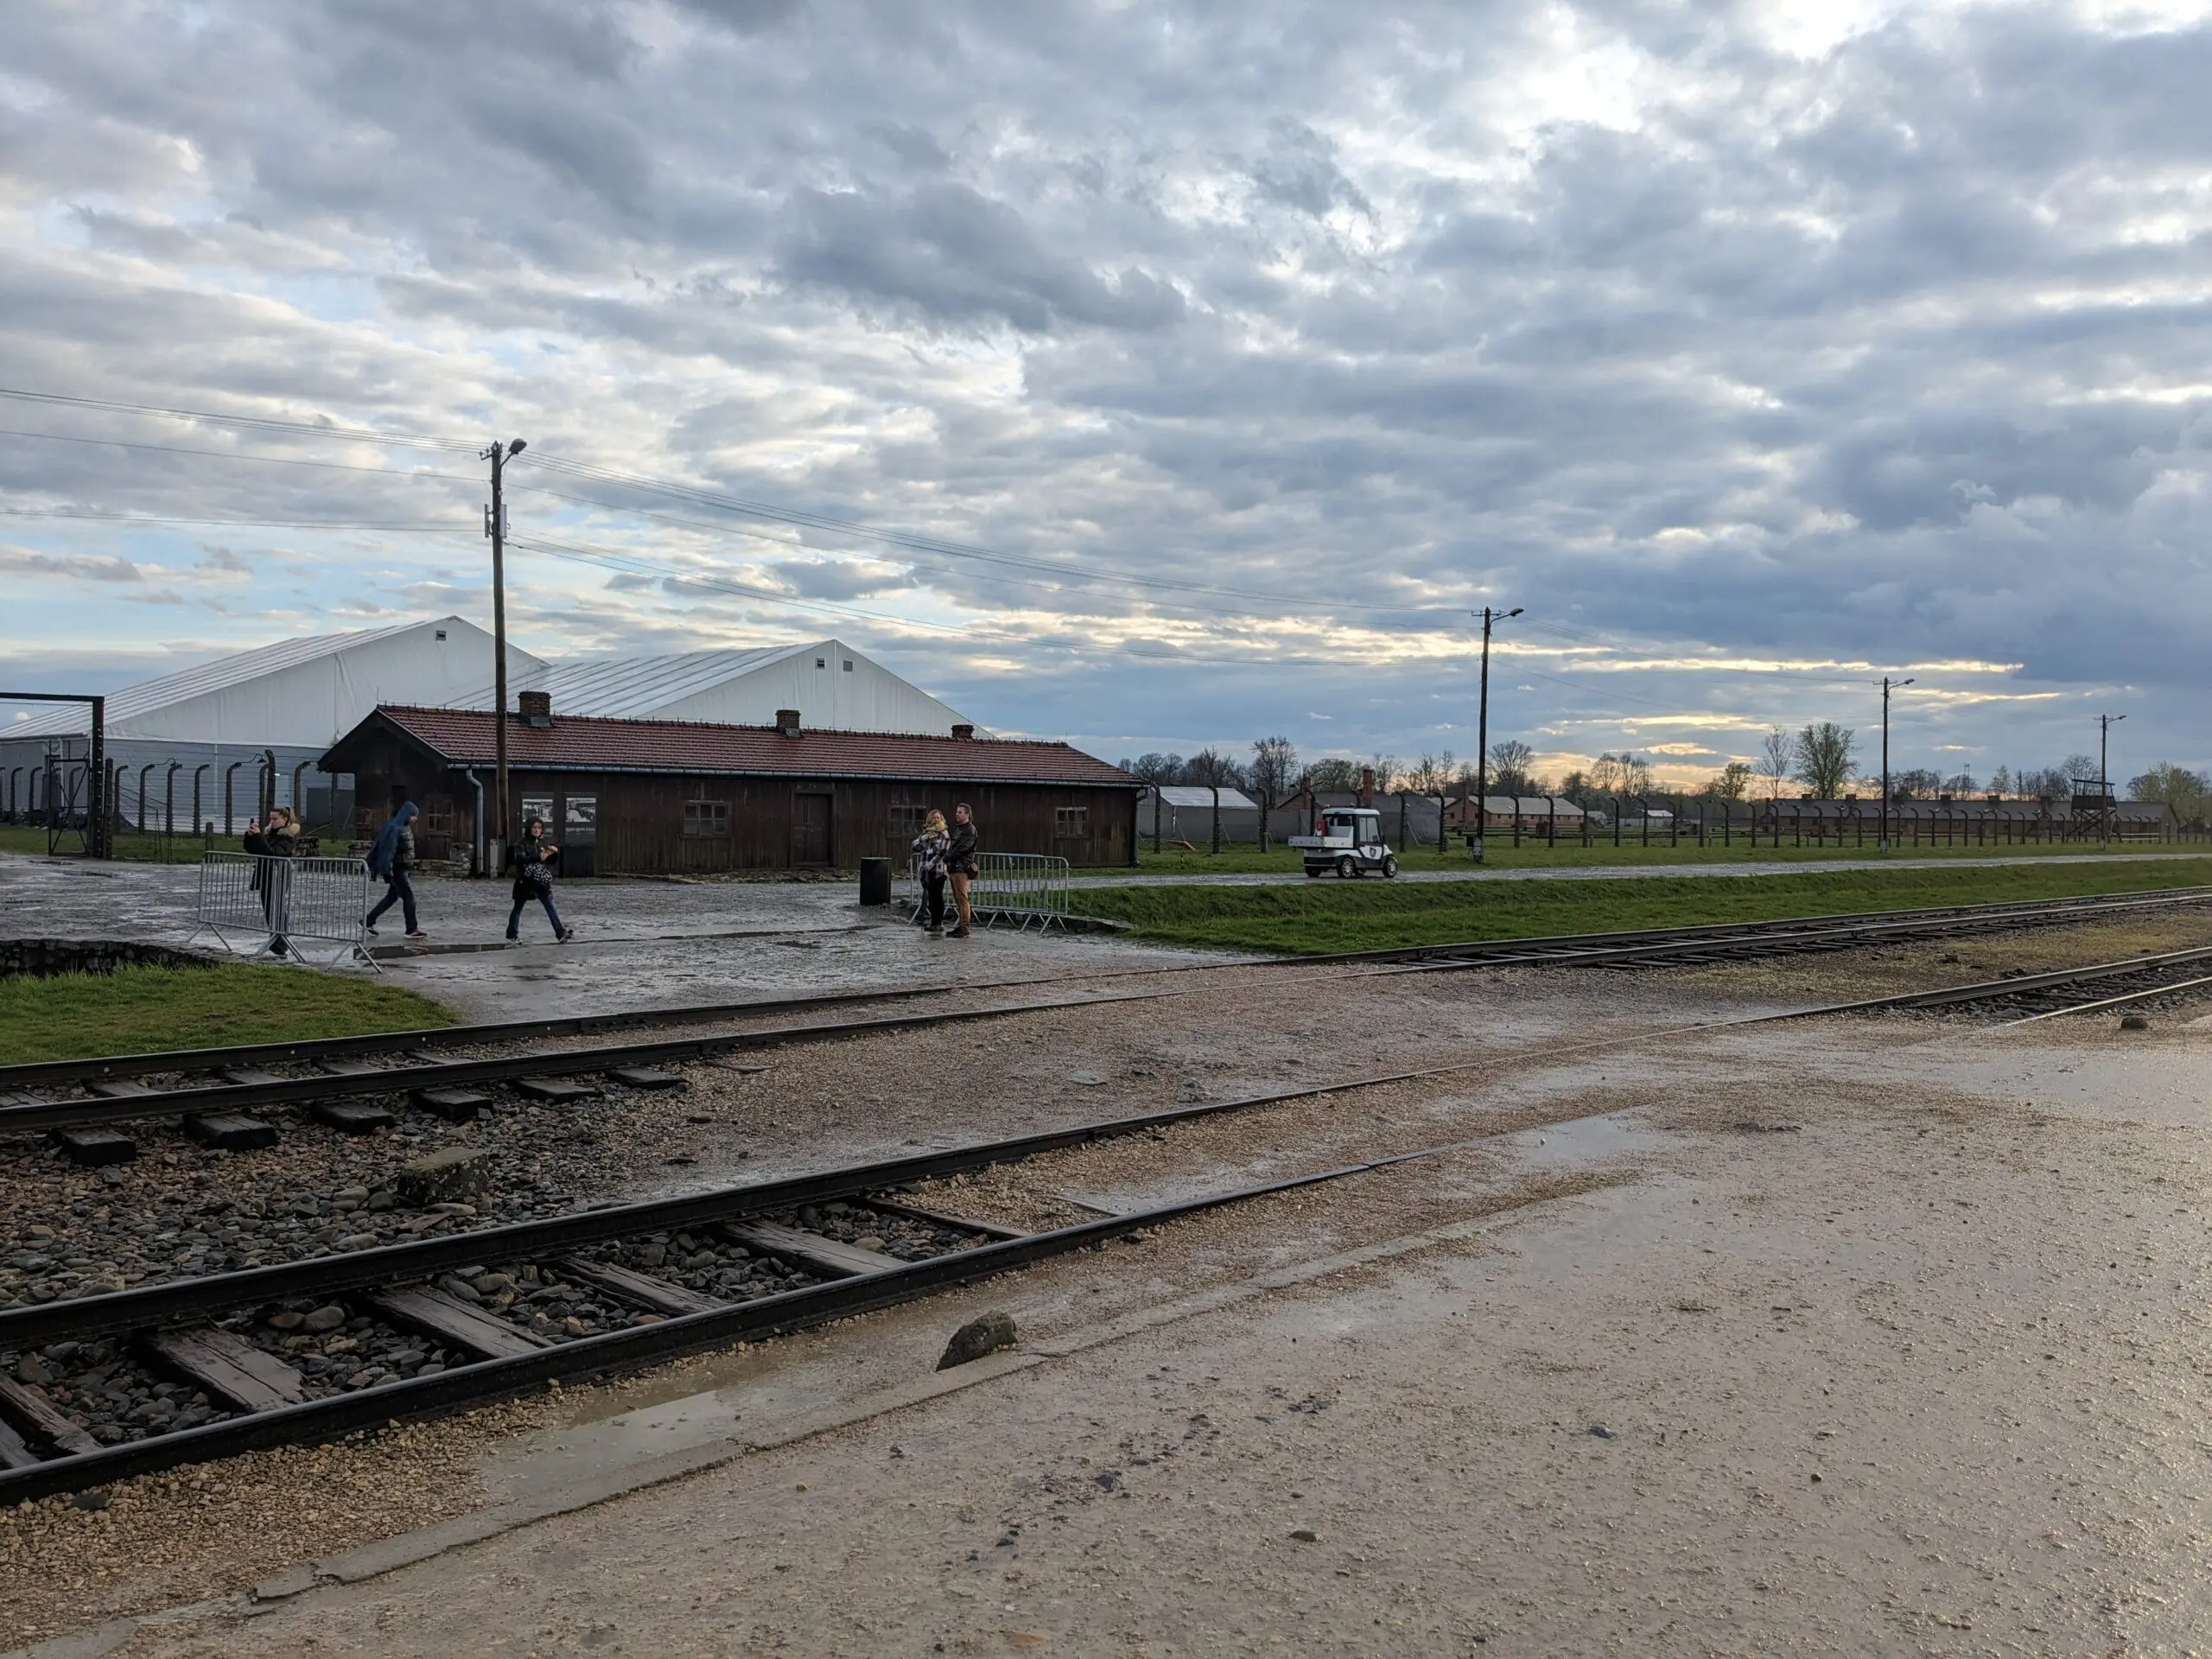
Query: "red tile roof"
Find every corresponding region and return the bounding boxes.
[338,706,1139,788]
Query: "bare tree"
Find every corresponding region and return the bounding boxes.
[1249,736,1299,855]
[1794,722,1857,798]
[1489,740,1537,796]
[1711,760,1751,800]
[1757,728,1793,802]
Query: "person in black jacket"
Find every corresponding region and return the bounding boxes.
[946,802,979,938]
[243,808,299,955]
[506,817,573,943]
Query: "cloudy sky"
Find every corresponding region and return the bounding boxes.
[2,0,2208,788]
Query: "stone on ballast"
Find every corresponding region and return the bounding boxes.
[302,1305,347,1333]
[396,1147,490,1207]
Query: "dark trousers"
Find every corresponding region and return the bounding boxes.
[507,887,564,939]
[367,870,417,931]
[920,874,946,930]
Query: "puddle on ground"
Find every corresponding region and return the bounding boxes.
[1504,1109,1661,1172]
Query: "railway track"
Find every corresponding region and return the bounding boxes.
[6,887,2206,1160]
[2,927,2207,1501]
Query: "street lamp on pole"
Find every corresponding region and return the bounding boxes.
[1879,675,1913,852]
[2098,713,2126,847]
[1471,606,1522,864]
[482,437,528,875]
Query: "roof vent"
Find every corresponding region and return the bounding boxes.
[518,690,553,729]
[950,723,975,741]
[777,709,802,737]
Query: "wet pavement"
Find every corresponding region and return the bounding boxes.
[0,854,1237,1021]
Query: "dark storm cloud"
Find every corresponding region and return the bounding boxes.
[3,0,2209,773]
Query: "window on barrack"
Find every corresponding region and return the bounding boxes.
[1054,806,1088,838]
[889,804,929,838]
[421,797,454,836]
[684,799,730,837]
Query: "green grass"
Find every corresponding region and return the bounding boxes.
[1070,855,2212,955]
[0,825,351,861]
[0,963,455,1066]
[1096,837,2202,877]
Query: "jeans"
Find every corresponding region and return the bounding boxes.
[507,886,564,939]
[920,874,946,930]
[367,869,417,932]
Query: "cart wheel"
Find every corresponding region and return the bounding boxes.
[1382,855,1398,878]
[1336,855,1356,879]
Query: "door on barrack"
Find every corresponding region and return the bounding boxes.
[791,791,832,866]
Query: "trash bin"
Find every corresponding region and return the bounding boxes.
[859,855,892,906]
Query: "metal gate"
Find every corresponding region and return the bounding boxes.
[188,852,377,969]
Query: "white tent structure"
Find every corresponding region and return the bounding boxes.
[0,618,543,834]
[446,639,977,736]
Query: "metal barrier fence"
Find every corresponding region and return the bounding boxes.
[898,850,1072,931]
[188,852,376,969]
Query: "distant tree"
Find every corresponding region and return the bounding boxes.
[1130,753,1182,785]
[1185,747,1240,854]
[1489,740,1537,796]
[1591,751,1653,798]
[1403,753,1446,796]
[1794,722,1857,798]
[2130,762,2209,822]
[1891,766,1943,801]
[1367,753,1399,797]
[1711,761,1751,801]
[1249,736,1299,854]
[1942,771,1978,795]
[1556,767,1593,806]
[1757,727,1794,803]
[1307,758,1359,793]
[1988,765,2013,797]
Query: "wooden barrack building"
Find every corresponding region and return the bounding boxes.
[321,701,1141,874]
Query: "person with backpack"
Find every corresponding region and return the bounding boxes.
[365,801,425,938]
[945,802,979,938]
[506,816,573,943]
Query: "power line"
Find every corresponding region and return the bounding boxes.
[0,426,479,483]
[0,387,477,452]
[0,505,467,531]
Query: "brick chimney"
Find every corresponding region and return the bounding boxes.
[517,690,552,729]
[776,709,802,737]
[1358,766,1374,807]
[950,723,975,741]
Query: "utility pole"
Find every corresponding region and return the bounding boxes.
[1878,674,1913,852]
[482,437,527,874]
[1470,606,1522,863]
[2099,713,2126,848]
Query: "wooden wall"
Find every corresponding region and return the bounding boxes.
[335,727,1138,872]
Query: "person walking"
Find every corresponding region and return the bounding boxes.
[911,808,950,937]
[946,802,979,938]
[506,816,573,943]
[365,801,426,938]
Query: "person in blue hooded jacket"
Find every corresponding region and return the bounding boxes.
[365,801,425,938]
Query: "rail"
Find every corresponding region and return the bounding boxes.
[187,851,375,969]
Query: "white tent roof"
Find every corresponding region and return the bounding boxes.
[3,617,544,750]
[445,637,979,737]
[1153,785,1258,810]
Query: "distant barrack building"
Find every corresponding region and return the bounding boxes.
[321,702,1140,874]
[0,618,979,836]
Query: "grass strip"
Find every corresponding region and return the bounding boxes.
[1069,857,2212,955]
[0,963,454,1066]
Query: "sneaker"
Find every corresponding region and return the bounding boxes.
[364,918,378,935]
[505,933,518,944]
[405,930,428,940]
[949,927,971,938]
[557,928,575,943]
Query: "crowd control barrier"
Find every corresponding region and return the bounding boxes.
[188,852,376,969]
[899,851,1071,931]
